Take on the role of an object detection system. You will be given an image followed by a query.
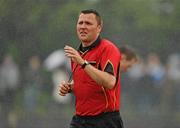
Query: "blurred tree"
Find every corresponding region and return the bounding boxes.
[0,0,179,64]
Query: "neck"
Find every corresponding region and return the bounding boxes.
[82,35,99,47]
[82,41,93,47]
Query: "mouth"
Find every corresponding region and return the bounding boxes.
[80,31,87,36]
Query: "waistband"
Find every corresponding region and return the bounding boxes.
[75,111,120,119]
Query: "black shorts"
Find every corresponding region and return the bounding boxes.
[69,111,124,128]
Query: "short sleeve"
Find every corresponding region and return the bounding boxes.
[100,42,121,78]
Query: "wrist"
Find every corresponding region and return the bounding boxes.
[80,60,85,66]
[81,60,89,69]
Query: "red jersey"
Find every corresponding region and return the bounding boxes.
[71,37,121,116]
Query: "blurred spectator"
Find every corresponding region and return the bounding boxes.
[127,57,145,82]
[119,46,138,73]
[142,53,166,110]
[0,54,20,128]
[161,53,180,112]
[43,49,71,104]
[167,53,180,81]
[146,53,166,88]
[0,54,20,95]
[52,65,71,104]
[23,55,43,113]
[124,58,147,111]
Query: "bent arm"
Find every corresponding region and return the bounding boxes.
[83,63,116,89]
[64,45,116,89]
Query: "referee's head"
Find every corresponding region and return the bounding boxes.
[80,9,103,27]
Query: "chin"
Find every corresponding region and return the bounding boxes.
[80,38,88,42]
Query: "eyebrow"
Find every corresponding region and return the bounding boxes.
[78,21,93,25]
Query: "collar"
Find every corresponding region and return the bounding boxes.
[78,36,101,53]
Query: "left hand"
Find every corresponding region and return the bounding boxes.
[64,45,84,65]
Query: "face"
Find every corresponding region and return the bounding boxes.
[120,55,137,73]
[76,13,102,46]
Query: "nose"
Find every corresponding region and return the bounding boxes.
[80,23,87,28]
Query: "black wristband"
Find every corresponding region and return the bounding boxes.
[81,60,89,69]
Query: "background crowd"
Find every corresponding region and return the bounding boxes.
[0,51,179,128]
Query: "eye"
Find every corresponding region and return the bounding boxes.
[85,21,92,25]
[78,21,83,25]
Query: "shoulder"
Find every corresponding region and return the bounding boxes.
[100,39,119,52]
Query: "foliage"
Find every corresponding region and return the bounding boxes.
[0,0,179,64]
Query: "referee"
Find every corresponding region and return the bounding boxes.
[59,9,123,128]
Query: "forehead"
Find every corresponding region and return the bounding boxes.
[78,13,97,22]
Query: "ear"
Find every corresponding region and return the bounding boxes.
[97,24,102,33]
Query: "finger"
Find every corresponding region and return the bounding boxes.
[67,83,72,87]
[63,82,71,90]
[59,87,69,95]
[59,91,66,96]
[60,81,71,90]
[64,50,75,57]
[64,84,71,90]
[60,81,66,85]
[67,83,73,90]
[65,53,75,58]
[60,85,69,91]
[59,89,68,95]
[64,46,78,54]
[64,45,74,50]
[64,49,76,56]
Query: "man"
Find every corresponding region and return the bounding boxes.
[119,46,138,73]
[59,9,122,128]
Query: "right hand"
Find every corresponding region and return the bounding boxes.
[64,45,84,65]
[59,81,72,96]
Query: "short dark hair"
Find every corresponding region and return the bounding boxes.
[80,9,102,26]
[119,46,138,61]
